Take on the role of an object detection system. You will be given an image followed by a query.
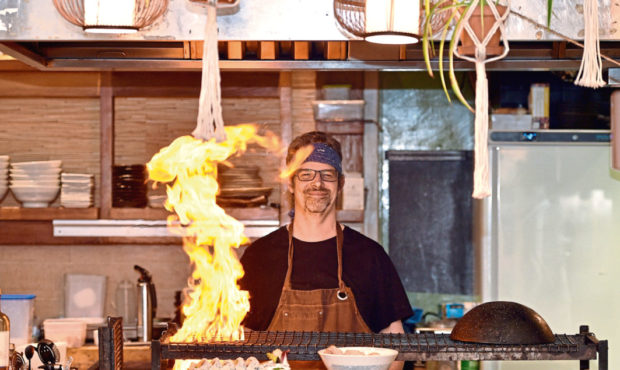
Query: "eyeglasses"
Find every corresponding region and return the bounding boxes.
[295,168,339,182]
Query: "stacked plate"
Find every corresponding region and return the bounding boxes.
[216,165,272,207]
[61,173,94,208]
[113,164,148,208]
[9,160,62,208]
[0,156,8,201]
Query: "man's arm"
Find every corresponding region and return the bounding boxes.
[380,320,405,370]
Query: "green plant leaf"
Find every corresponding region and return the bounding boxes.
[547,0,553,27]
[448,2,474,112]
[438,10,457,102]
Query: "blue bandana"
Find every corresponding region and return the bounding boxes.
[304,143,342,174]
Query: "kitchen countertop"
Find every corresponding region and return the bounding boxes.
[67,344,151,369]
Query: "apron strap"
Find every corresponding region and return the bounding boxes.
[284,221,347,298]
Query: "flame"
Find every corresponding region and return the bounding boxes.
[279,144,314,180]
[147,124,279,370]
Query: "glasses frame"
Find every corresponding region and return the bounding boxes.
[294,168,340,182]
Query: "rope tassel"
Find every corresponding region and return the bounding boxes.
[473,62,491,199]
[575,0,605,88]
[192,2,227,142]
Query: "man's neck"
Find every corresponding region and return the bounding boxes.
[292,211,338,242]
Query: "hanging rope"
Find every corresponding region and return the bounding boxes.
[452,1,510,199]
[192,0,227,142]
[574,0,605,88]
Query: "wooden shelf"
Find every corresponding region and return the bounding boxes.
[109,206,280,221]
[0,207,99,220]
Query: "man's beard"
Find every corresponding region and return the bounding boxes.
[302,186,333,214]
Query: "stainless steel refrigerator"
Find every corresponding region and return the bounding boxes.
[480,130,619,370]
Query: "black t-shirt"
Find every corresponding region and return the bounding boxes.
[239,226,413,333]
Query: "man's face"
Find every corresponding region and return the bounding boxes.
[289,161,342,216]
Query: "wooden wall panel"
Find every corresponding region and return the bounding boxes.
[291,71,317,137]
[0,72,99,97]
[114,96,283,205]
[0,97,100,206]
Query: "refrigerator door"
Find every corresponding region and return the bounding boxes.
[484,142,620,370]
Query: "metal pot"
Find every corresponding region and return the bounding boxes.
[450,301,555,344]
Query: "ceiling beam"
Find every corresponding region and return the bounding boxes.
[0,42,49,70]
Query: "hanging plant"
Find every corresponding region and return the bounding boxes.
[422,0,509,111]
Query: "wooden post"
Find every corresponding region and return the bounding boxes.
[190,41,204,59]
[326,41,347,60]
[279,71,293,224]
[100,72,114,219]
[293,42,310,60]
[227,41,245,60]
[363,71,379,241]
[399,45,407,60]
[259,42,278,60]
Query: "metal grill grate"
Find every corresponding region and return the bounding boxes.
[152,326,607,369]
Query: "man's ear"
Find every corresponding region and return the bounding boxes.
[287,177,295,194]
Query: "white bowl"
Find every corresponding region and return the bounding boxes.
[10,171,60,181]
[11,180,59,187]
[318,347,398,370]
[11,160,62,170]
[10,169,61,178]
[10,185,60,208]
[0,185,7,200]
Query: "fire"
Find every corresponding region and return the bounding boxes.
[279,144,314,179]
[147,124,279,369]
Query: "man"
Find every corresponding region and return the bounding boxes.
[239,131,412,339]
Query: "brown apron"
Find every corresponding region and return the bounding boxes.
[266,222,372,333]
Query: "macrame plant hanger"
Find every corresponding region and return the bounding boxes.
[574,0,605,88]
[192,0,227,142]
[452,0,510,199]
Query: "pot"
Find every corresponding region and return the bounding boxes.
[457,5,508,57]
[450,301,555,344]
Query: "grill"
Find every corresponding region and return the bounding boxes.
[151,325,607,370]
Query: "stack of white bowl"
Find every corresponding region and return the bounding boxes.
[0,156,8,200]
[61,173,94,208]
[9,160,62,208]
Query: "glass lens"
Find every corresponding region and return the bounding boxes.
[296,169,316,181]
[319,170,338,181]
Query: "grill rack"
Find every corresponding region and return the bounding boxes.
[151,325,607,369]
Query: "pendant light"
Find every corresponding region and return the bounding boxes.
[53,0,169,34]
[334,0,420,44]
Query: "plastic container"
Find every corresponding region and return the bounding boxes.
[43,318,87,348]
[0,294,35,345]
[312,100,365,121]
[115,280,137,327]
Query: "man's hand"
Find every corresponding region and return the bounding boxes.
[380,320,405,370]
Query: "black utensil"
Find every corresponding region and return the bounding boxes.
[36,339,60,370]
[25,345,35,370]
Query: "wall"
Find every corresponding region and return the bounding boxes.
[0,69,317,328]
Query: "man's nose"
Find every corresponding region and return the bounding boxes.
[310,173,324,185]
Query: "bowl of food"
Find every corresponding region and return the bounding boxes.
[318,346,398,370]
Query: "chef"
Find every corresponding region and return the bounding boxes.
[239,131,412,361]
